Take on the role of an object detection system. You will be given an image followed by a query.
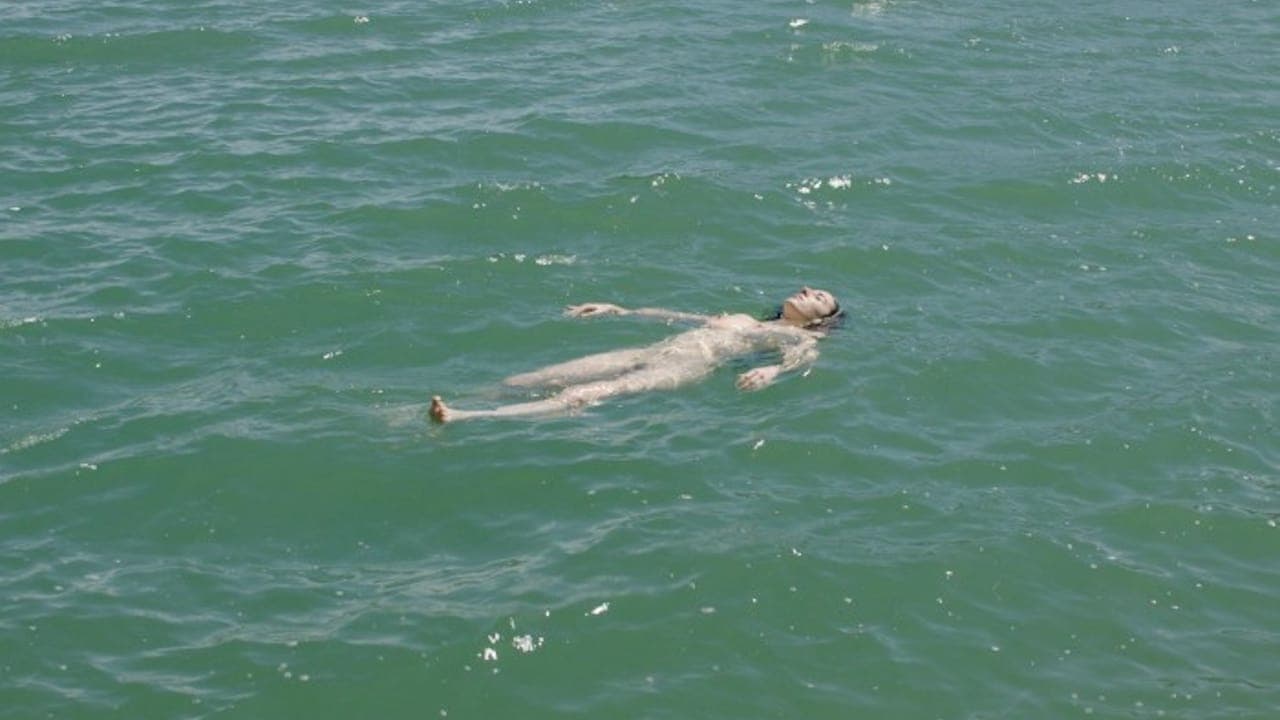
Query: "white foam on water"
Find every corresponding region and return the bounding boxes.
[487,252,577,266]
[822,41,880,56]
[0,316,41,329]
[2,426,70,455]
[1069,171,1115,184]
[511,634,543,653]
[851,1,890,18]
[534,254,576,266]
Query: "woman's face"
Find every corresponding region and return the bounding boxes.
[781,287,838,325]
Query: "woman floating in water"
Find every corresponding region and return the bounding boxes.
[429,287,842,422]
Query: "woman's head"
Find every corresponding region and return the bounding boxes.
[776,287,843,330]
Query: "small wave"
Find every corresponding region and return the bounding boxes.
[282,13,413,35]
[789,175,893,195]
[1,426,69,456]
[787,175,893,212]
[1068,171,1116,185]
[822,40,882,59]
[484,180,544,193]
[851,0,893,18]
[486,252,577,266]
[2,27,256,67]
[0,316,42,330]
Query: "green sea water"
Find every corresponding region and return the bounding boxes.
[2,1,1278,717]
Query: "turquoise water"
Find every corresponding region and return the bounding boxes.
[3,0,1278,717]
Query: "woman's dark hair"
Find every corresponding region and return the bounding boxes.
[761,302,846,333]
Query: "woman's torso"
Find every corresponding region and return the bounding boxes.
[649,315,810,365]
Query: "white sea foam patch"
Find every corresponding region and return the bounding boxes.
[474,626,546,667]
[788,175,892,212]
[1069,171,1115,184]
[511,634,543,653]
[484,180,544,193]
[2,426,70,455]
[787,174,891,195]
[0,315,42,330]
[822,40,880,56]
[648,171,682,190]
[851,0,891,18]
[486,252,577,266]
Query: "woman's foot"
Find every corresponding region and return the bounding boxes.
[429,395,452,423]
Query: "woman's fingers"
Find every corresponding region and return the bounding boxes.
[736,369,763,390]
[565,303,618,317]
[736,366,779,391]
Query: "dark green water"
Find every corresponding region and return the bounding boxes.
[2,1,1277,717]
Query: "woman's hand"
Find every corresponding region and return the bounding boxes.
[736,365,781,391]
[565,303,626,318]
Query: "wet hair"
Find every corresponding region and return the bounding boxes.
[762,300,846,333]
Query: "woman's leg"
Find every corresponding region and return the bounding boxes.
[503,348,648,388]
[431,364,708,422]
[430,394,575,422]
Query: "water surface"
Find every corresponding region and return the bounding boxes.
[2,1,1278,717]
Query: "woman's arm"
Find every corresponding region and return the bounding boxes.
[565,303,711,324]
[735,336,820,391]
